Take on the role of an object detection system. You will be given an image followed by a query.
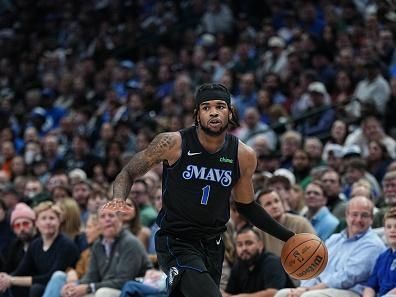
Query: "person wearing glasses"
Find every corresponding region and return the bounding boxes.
[2,203,38,271]
[0,201,79,297]
[275,196,386,297]
[1,202,38,297]
[303,180,339,240]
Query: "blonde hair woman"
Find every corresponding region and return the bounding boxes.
[121,198,151,249]
[42,214,102,297]
[0,201,79,297]
[57,198,88,253]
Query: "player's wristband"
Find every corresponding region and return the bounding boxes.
[235,201,294,242]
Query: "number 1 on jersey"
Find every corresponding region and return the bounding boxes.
[201,185,211,205]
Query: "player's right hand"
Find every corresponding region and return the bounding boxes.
[101,198,134,215]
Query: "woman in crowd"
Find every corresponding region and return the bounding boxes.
[366,139,393,184]
[42,214,102,297]
[57,198,88,253]
[121,197,151,249]
[0,201,79,297]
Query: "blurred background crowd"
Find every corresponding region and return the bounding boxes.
[1,0,396,296]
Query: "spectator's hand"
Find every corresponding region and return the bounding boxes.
[144,269,162,281]
[287,287,309,297]
[0,273,11,292]
[101,198,134,214]
[62,283,88,297]
[71,284,88,297]
[61,282,76,297]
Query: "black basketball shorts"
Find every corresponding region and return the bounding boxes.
[155,231,225,296]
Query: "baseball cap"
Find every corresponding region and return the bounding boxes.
[126,80,141,89]
[31,107,46,118]
[274,168,296,185]
[308,82,327,95]
[342,145,361,158]
[323,144,343,160]
[68,168,87,182]
[120,60,135,69]
[268,36,285,48]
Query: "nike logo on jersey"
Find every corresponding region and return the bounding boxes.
[187,150,202,156]
[216,237,221,245]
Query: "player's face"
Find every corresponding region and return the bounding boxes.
[384,217,396,249]
[197,100,231,136]
[236,230,263,262]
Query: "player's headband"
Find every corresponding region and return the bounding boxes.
[195,84,231,107]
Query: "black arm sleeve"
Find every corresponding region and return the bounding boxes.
[235,201,295,242]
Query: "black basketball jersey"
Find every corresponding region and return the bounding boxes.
[156,126,240,239]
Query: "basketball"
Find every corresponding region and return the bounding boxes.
[281,233,328,280]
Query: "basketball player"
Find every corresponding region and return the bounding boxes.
[102,83,294,297]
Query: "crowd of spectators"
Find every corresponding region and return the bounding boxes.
[1,0,396,296]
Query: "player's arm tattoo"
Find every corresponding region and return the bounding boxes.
[113,133,177,200]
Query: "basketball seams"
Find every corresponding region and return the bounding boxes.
[281,233,328,280]
[310,242,328,278]
[286,240,322,275]
[281,238,321,265]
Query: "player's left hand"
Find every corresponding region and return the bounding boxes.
[101,198,134,214]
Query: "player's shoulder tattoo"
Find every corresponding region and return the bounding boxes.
[122,132,179,178]
[146,132,179,159]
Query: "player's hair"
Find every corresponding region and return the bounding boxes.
[193,83,240,128]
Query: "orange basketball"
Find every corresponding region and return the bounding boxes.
[281,233,328,280]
